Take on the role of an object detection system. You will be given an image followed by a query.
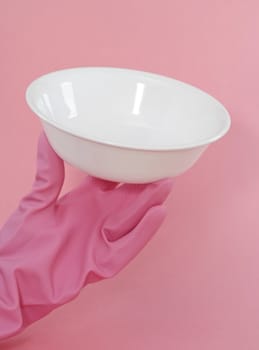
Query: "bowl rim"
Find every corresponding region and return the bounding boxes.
[25,66,231,151]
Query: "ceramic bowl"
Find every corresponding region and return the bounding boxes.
[26,67,231,183]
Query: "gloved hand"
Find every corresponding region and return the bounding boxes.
[0,132,173,340]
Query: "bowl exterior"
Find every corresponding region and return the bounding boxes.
[43,122,208,183]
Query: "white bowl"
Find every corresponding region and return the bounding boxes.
[26,67,231,183]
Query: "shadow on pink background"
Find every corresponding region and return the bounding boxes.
[0,0,258,349]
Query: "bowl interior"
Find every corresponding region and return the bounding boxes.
[26,67,231,150]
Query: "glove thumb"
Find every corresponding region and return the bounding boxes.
[20,132,65,211]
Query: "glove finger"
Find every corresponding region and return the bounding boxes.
[100,205,166,277]
[57,175,119,206]
[88,177,119,191]
[103,178,173,241]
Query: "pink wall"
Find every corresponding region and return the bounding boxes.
[1,0,258,349]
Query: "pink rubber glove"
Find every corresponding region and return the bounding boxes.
[0,133,173,340]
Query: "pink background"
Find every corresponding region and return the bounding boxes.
[0,0,258,349]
